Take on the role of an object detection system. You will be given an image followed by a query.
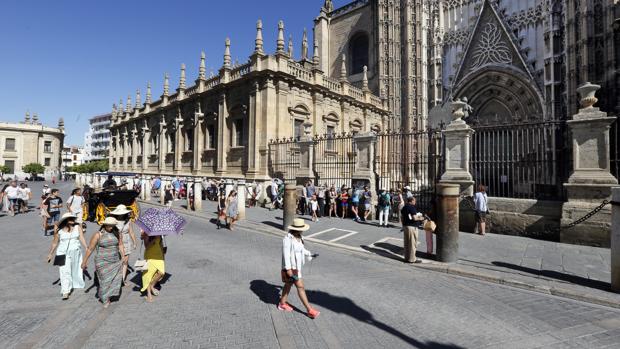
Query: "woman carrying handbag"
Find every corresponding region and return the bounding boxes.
[47,213,87,300]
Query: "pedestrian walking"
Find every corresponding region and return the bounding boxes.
[42,184,51,196]
[306,180,316,215]
[1,184,9,214]
[474,184,489,235]
[4,180,20,216]
[226,190,239,230]
[81,217,126,308]
[66,188,85,224]
[268,179,279,211]
[164,184,174,206]
[362,186,372,222]
[109,205,137,285]
[401,197,424,263]
[172,177,181,200]
[43,189,63,230]
[310,194,319,222]
[217,191,227,229]
[351,188,361,221]
[140,232,166,303]
[39,193,50,234]
[377,188,391,227]
[327,185,337,218]
[18,183,32,213]
[278,218,320,319]
[47,213,87,300]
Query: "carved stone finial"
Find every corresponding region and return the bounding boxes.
[451,99,467,122]
[199,52,206,80]
[276,20,285,53]
[288,35,294,58]
[146,82,152,104]
[224,37,231,68]
[111,104,117,120]
[135,89,141,109]
[58,117,65,129]
[255,20,264,55]
[302,29,309,60]
[126,94,132,113]
[313,38,320,66]
[323,0,334,13]
[179,63,186,89]
[24,111,30,123]
[119,98,124,114]
[32,113,39,123]
[163,73,170,96]
[340,54,347,81]
[362,66,369,91]
[576,82,600,109]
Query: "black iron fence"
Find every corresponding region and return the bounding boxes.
[469,120,568,200]
[611,117,620,180]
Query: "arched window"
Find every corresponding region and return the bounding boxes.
[349,33,369,75]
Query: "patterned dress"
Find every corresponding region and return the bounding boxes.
[95,230,122,303]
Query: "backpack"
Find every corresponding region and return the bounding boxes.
[379,194,388,207]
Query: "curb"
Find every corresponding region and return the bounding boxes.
[137,199,620,309]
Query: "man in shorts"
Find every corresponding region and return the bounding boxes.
[43,189,63,230]
[18,183,31,213]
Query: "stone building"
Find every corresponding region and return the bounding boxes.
[61,145,85,170]
[108,20,388,180]
[0,112,64,180]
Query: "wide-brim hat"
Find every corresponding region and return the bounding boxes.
[109,204,131,216]
[101,217,119,226]
[404,186,411,190]
[58,212,77,225]
[287,218,310,232]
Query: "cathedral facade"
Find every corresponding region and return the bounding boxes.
[316,0,619,127]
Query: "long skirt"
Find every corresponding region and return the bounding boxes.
[58,248,85,295]
[94,255,122,303]
[141,259,165,292]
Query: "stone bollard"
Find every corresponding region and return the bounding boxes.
[194,180,202,211]
[186,179,193,211]
[144,177,152,201]
[612,187,620,292]
[160,178,167,205]
[283,184,297,232]
[224,179,234,198]
[237,179,246,220]
[436,183,460,263]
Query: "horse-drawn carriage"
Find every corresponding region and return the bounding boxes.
[82,189,140,223]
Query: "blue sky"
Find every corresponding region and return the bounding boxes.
[0,0,349,145]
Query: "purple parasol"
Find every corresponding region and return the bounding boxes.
[135,208,187,236]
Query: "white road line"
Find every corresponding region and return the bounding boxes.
[306,228,335,239]
[329,231,359,242]
[368,237,403,247]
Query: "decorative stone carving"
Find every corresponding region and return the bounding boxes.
[443,28,470,46]
[471,23,512,70]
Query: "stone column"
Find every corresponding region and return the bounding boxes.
[160,178,167,205]
[193,179,202,211]
[352,132,377,218]
[296,134,315,183]
[440,100,475,196]
[215,92,229,176]
[122,131,129,171]
[158,116,167,172]
[436,183,460,263]
[236,180,247,219]
[142,126,150,172]
[192,109,204,174]
[174,115,183,173]
[131,128,139,171]
[144,176,152,201]
[562,83,618,246]
[186,178,193,211]
[612,188,620,291]
[140,176,147,200]
[283,184,297,232]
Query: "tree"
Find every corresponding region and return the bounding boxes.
[22,163,45,177]
[0,165,10,177]
[68,160,109,174]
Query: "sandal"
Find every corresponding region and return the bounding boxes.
[151,289,160,296]
[307,308,320,319]
[277,303,293,312]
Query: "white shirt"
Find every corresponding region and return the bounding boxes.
[474,192,488,213]
[310,200,318,211]
[68,195,84,213]
[18,187,30,200]
[4,186,19,199]
[281,233,312,277]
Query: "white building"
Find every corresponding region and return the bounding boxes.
[84,113,111,161]
[61,145,85,170]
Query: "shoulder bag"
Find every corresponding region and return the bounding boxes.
[53,230,71,266]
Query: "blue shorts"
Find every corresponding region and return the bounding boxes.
[47,212,60,225]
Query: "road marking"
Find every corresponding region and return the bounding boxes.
[329,231,358,242]
[306,228,336,238]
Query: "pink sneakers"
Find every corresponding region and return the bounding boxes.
[277,303,293,312]
[307,308,320,319]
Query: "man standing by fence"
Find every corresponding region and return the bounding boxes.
[401,197,423,263]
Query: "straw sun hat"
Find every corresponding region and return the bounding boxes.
[58,212,77,225]
[287,218,310,232]
[101,217,119,226]
[109,204,131,216]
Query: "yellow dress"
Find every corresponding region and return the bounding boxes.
[140,236,165,292]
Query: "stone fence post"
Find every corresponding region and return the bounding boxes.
[296,134,314,185]
[352,132,377,217]
[283,184,297,232]
[237,179,246,219]
[193,179,202,211]
[562,83,618,247]
[436,183,460,263]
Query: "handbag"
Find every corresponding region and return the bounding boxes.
[423,219,437,233]
[133,241,148,271]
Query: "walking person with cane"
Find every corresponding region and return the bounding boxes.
[278,218,320,319]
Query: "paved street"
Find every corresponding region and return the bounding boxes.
[2,181,620,348]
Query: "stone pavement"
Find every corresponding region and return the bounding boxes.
[2,181,620,348]
[157,195,620,307]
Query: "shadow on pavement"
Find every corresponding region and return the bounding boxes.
[249,280,465,349]
[491,261,611,291]
[262,221,283,230]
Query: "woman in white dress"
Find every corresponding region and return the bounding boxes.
[66,188,84,224]
[47,213,87,299]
